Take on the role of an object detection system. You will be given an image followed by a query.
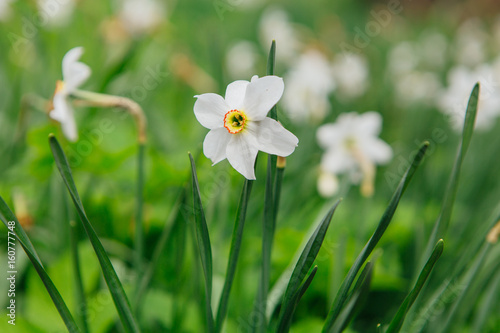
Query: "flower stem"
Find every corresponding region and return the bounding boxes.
[134,143,146,297]
[71,89,147,143]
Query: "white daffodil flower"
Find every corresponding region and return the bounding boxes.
[193,75,299,180]
[49,47,91,142]
[438,65,500,131]
[317,112,392,197]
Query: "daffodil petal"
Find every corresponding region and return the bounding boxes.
[316,123,348,149]
[194,93,229,129]
[357,111,382,136]
[243,75,284,120]
[226,133,258,180]
[321,147,356,174]
[62,47,91,92]
[225,80,249,109]
[248,118,298,156]
[50,92,78,142]
[361,138,393,164]
[203,127,231,165]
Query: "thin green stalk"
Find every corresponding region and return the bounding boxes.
[134,143,145,297]
[323,142,429,331]
[134,186,187,314]
[49,134,140,333]
[189,153,215,332]
[385,240,444,333]
[440,242,491,332]
[215,179,254,332]
[253,39,278,333]
[70,219,89,333]
[0,196,80,333]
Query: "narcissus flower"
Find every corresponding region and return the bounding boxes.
[49,47,91,142]
[194,75,299,180]
[317,112,392,197]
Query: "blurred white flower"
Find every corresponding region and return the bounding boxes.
[259,7,301,63]
[419,32,448,70]
[317,112,392,197]
[438,65,500,131]
[225,41,259,80]
[119,0,164,36]
[50,47,91,142]
[387,42,419,77]
[0,0,14,22]
[394,71,442,107]
[37,0,75,27]
[317,169,339,198]
[332,53,369,100]
[193,75,298,179]
[282,50,335,123]
[454,19,487,67]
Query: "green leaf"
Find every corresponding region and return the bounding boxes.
[0,196,80,333]
[215,179,254,333]
[189,153,215,332]
[425,84,479,257]
[254,39,279,333]
[323,142,429,331]
[134,185,187,314]
[278,200,341,331]
[49,134,140,333]
[277,265,319,333]
[331,262,374,333]
[386,239,444,333]
[134,143,146,295]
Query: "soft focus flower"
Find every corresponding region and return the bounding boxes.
[49,47,91,142]
[387,42,419,77]
[0,0,14,22]
[394,71,442,107]
[259,7,301,63]
[225,41,259,80]
[317,170,339,198]
[193,76,299,179]
[37,0,75,27]
[453,19,487,67]
[317,112,392,197]
[282,50,335,123]
[438,65,500,131]
[332,53,369,100]
[119,0,164,36]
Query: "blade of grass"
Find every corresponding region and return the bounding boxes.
[323,142,429,331]
[439,242,491,332]
[134,143,146,297]
[49,134,140,333]
[0,196,80,333]
[277,265,319,333]
[134,185,187,314]
[254,39,278,333]
[385,239,444,333]
[423,84,479,263]
[70,219,89,333]
[278,200,341,329]
[331,261,374,333]
[472,265,500,333]
[189,153,215,332]
[215,179,254,332]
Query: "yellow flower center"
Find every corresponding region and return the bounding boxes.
[55,80,66,94]
[223,109,247,134]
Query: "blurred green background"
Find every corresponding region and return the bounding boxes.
[1,0,500,332]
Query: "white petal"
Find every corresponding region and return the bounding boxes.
[356,111,382,136]
[225,80,249,109]
[247,118,298,157]
[62,47,91,92]
[360,138,393,164]
[193,93,229,129]
[316,123,347,149]
[50,92,78,142]
[317,170,339,198]
[320,147,356,174]
[203,128,231,165]
[243,75,284,120]
[226,133,259,179]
